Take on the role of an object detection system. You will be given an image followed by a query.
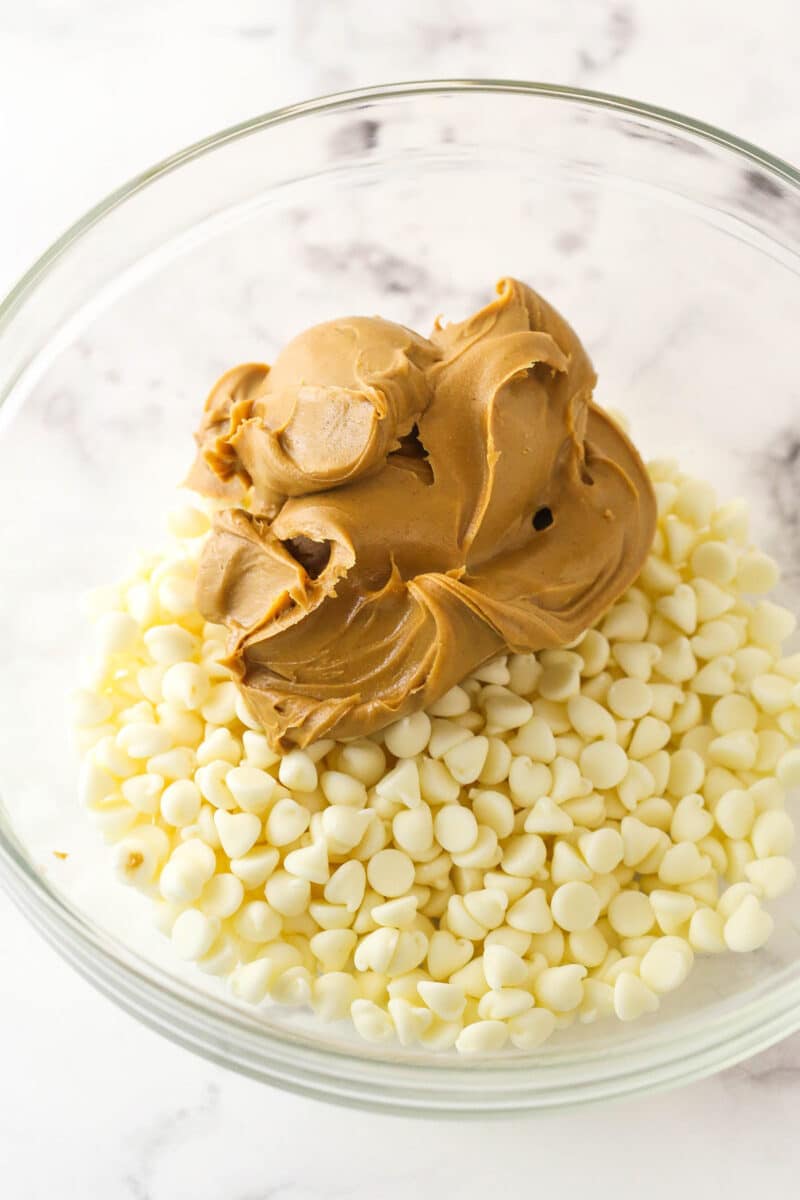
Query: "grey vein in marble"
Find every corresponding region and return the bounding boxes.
[123,1082,221,1200]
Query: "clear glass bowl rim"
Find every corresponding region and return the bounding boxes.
[1,78,799,1116]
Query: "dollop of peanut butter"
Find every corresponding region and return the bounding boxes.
[191,278,656,748]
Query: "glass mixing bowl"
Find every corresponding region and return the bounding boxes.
[1,81,799,1116]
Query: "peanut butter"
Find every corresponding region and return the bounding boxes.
[191,278,656,748]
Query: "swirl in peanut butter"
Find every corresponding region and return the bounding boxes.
[190,278,656,748]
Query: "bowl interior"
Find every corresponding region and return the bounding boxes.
[1,84,799,1104]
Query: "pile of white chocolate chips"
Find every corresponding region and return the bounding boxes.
[74,458,800,1055]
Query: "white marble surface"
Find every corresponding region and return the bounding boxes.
[2,1,800,1195]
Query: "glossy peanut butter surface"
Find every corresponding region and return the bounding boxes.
[191,278,656,747]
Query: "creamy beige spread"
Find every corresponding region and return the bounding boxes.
[189,278,656,748]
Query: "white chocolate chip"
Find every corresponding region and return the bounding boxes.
[278,749,318,793]
[213,810,261,859]
[367,849,416,897]
[723,894,774,952]
[455,1020,509,1055]
[376,758,422,808]
[533,964,586,1012]
[551,882,601,932]
[607,678,653,720]
[433,804,478,853]
[614,972,659,1020]
[283,840,330,885]
[608,891,655,937]
[384,711,432,758]
[171,910,219,961]
[579,741,628,789]
[751,810,794,858]
[444,735,489,784]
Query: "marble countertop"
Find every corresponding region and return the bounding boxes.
[2,2,800,1196]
